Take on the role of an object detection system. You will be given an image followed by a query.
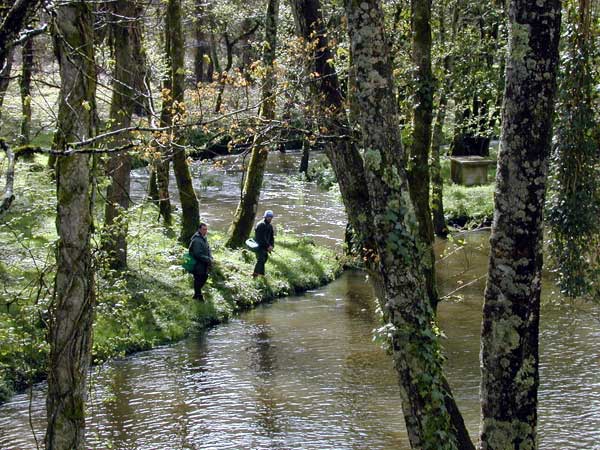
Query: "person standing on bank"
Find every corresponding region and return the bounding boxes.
[190,222,213,300]
[253,210,275,277]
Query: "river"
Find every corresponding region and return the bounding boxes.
[0,152,598,449]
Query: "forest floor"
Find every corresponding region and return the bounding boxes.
[0,155,344,403]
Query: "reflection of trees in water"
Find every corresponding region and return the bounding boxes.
[88,364,136,448]
[247,320,286,436]
[338,272,404,443]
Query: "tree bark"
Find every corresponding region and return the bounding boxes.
[289,0,375,256]
[226,0,279,248]
[165,0,200,244]
[345,2,473,448]
[408,0,437,308]
[18,36,33,146]
[0,47,13,123]
[193,0,213,83]
[45,1,96,448]
[214,21,260,113]
[429,0,459,238]
[0,0,42,78]
[479,1,561,448]
[547,0,599,299]
[0,139,16,214]
[430,92,448,237]
[102,0,144,270]
[299,138,309,174]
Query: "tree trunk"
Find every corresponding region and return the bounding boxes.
[430,92,448,237]
[214,21,260,114]
[0,47,13,123]
[408,0,437,309]
[45,2,96,449]
[193,0,212,83]
[547,0,599,299]
[289,0,375,256]
[18,36,33,146]
[147,167,158,203]
[479,0,561,448]
[299,138,309,174]
[345,2,473,448]
[226,0,279,248]
[0,0,42,83]
[102,0,144,270]
[165,0,200,244]
[429,0,458,238]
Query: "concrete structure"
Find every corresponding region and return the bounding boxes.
[449,156,495,186]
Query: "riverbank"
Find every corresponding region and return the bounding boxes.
[0,156,344,403]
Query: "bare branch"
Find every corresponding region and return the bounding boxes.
[0,140,16,214]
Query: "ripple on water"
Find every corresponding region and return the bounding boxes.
[0,181,599,449]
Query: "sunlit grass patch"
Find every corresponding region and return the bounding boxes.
[0,155,342,402]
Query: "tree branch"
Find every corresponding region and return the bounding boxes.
[0,140,16,215]
[0,0,44,69]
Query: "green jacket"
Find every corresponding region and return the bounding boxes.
[189,232,212,265]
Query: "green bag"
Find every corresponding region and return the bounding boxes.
[181,251,197,273]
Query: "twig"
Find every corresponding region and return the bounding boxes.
[439,274,487,301]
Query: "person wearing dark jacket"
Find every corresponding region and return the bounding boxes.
[189,222,213,300]
[253,210,275,277]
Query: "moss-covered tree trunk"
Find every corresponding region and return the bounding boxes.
[226,0,279,248]
[429,0,458,238]
[479,0,561,448]
[299,138,309,174]
[102,0,145,270]
[547,0,599,299]
[345,2,473,448]
[45,2,96,448]
[0,48,13,123]
[164,0,199,244]
[289,0,374,256]
[0,0,42,104]
[18,36,33,145]
[194,0,213,83]
[430,92,447,237]
[408,0,437,308]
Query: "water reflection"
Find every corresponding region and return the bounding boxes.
[0,154,598,449]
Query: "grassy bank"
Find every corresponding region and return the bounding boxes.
[307,149,497,230]
[0,156,343,403]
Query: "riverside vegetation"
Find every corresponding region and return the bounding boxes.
[0,155,342,403]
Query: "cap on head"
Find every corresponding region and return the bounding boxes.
[264,210,274,218]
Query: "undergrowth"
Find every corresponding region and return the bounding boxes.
[0,155,342,403]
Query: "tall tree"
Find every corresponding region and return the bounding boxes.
[193,0,213,83]
[430,0,460,238]
[407,0,437,308]
[345,1,473,448]
[449,0,505,157]
[164,0,200,243]
[0,0,43,82]
[45,1,97,448]
[289,0,374,256]
[18,36,33,145]
[226,0,279,248]
[480,0,561,448]
[547,0,599,299]
[102,0,145,269]
[0,47,13,124]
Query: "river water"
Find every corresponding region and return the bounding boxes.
[1,153,598,449]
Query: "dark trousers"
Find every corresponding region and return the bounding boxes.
[193,264,209,299]
[254,248,269,275]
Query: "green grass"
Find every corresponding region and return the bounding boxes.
[0,155,343,403]
[439,155,496,228]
